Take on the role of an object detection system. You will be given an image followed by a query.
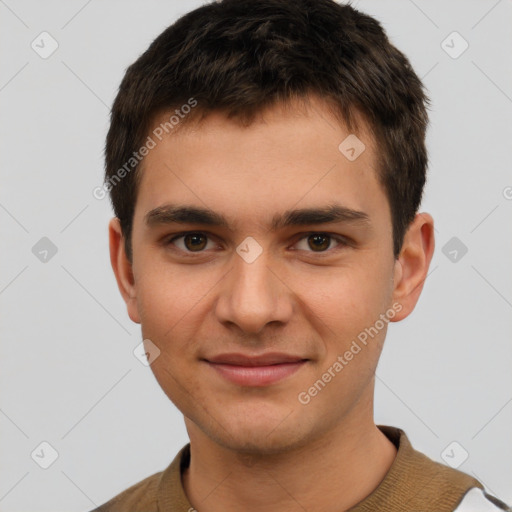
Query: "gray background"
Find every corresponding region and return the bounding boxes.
[1,0,511,510]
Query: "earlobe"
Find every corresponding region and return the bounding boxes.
[390,213,435,322]
[108,217,141,324]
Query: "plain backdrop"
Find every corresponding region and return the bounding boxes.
[1,1,511,510]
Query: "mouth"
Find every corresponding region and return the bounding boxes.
[203,353,309,387]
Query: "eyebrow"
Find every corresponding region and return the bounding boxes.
[144,203,371,231]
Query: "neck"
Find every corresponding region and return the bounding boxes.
[182,411,397,512]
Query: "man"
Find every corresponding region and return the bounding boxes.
[93,0,511,510]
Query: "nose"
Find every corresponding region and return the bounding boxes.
[214,249,293,335]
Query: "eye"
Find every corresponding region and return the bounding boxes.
[294,233,347,253]
[165,231,349,256]
[167,232,217,252]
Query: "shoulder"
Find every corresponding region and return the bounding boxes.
[454,487,511,512]
[88,443,192,512]
[88,470,163,512]
[379,425,480,493]
[376,426,511,510]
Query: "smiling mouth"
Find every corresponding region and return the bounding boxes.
[204,353,309,387]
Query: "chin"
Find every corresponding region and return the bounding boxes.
[193,405,315,456]
[215,428,305,456]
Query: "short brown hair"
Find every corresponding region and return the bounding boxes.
[104,0,430,262]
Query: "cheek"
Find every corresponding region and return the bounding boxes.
[134,253,218,336]
[293,263,390,336]
[135,267,205,410]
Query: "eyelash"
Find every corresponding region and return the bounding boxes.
[164,231,350,256]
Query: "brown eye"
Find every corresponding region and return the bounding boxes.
[294,233,347,254]
[183,233,207,251]
[168,232,214,253]
[307,234,331,251]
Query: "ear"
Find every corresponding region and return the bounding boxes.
[108,217,141,324]
[390,212,435,322]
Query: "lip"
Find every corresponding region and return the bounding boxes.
[205,353,308,387]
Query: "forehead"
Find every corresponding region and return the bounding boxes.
[134,97,389,234]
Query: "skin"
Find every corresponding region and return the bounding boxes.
[109,95,435,511]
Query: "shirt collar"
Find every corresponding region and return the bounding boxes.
[156,425,482,511]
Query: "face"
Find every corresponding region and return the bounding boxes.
[110,96,433,455]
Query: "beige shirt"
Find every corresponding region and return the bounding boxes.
[90,425,504,512]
